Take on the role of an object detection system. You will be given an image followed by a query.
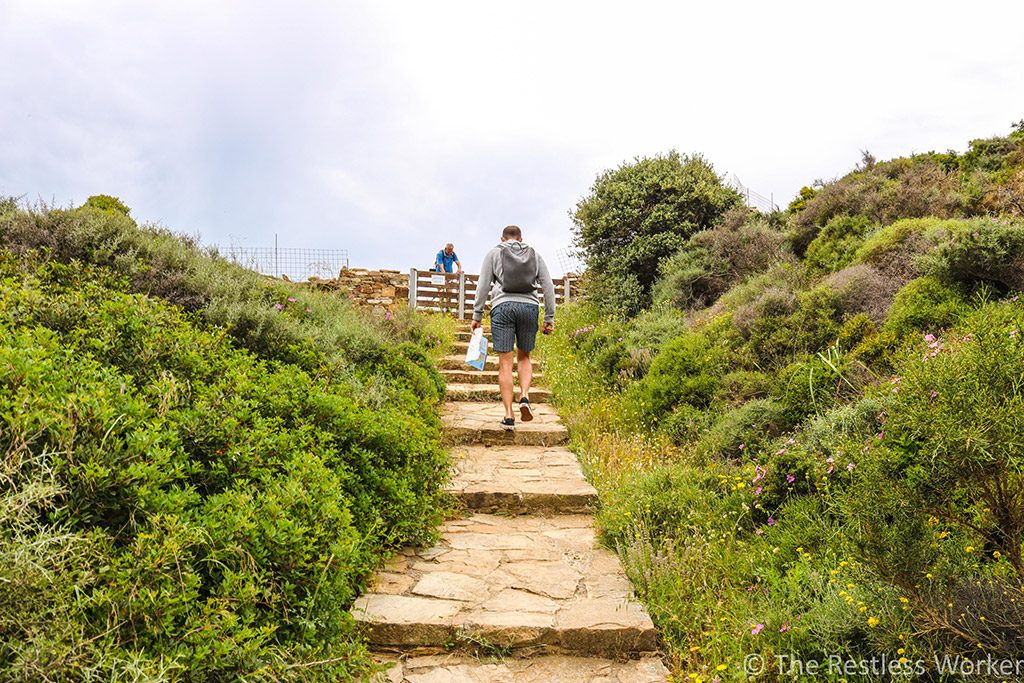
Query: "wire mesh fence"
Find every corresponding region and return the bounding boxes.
[725,174,780,213]
[223,246,350,281]
[556,246,585,275]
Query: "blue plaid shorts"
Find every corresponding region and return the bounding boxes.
[490,302,540,353]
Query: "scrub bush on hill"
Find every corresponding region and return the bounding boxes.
[922,218,1024,291]
[804,215,877,274]
[630,333,725,418]
[0,201,451,385]
[787,122,1024,255]
[653,208,791,312]
[882,276,971,341]
[844,301,1024,656]
[788,155,962,255]
[0,209,450,678]
[572,151,742,312]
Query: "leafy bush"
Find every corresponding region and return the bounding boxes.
[631,333,725,417]
[741,286,844,367]
[883,276,971,340]
[788,155,962,255]
[0,202,448,386]
[653,209,790,311]
[0,221,448,679]
[844,301,1024,654]
[770,350,864,424]
[572,151,741,312]
[804,215,878,273]
[714,370,774,406]
[922,218,1024,291]
[693,399,790,461]
[824,263,901,324]
[83,193,133,218]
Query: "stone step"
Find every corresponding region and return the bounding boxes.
[352,514,659,658]
[373,653,670,682]
[440,354,542,371]
[443,402,568,446]
[445,383,551,403]
[441,369,544,385]
[448,445,596,514]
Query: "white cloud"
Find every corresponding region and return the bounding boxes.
[2,0,1023,275]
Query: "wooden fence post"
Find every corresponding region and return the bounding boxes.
[457,272,466,320]
[408,268,417,309]
[564,276,572,304]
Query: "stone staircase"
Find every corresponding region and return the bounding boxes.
[353,324,669,682]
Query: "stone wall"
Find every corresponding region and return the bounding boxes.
[309,268,409,314]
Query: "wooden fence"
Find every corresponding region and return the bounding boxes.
[408,269,575,319]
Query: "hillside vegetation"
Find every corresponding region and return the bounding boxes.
[0,199,453,681]
[542,123,1024,680]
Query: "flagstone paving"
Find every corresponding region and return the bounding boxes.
[444,384,551,403]
[374,653,671,682]
[354,324,669,681]
[440,369,544,386]
[443,402,569,446]
[439,354,527,370]
[449,444,595,513]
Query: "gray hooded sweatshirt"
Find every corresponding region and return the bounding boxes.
[472,241,556,323]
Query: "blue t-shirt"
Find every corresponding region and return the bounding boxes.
[435,249,459,273]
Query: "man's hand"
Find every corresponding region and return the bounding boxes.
[542,321,555,335]
[471,319,481,331]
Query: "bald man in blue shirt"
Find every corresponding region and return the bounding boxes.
[435,243,462,273]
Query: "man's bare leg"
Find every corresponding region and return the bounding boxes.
[517,349,532,401]
[498,351,516,419]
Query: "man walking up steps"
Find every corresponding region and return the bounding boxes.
[471,225,556,431]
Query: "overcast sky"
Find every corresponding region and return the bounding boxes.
[2,1,1023,276]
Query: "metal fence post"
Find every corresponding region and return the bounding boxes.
[408,268,417,309]
[457,272,466,320]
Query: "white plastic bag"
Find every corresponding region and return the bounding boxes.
[464,328,488,370]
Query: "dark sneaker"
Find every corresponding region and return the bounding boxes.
[500,417,516,431]
[519,397,534,422]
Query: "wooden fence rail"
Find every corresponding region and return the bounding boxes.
[408,269,574,319]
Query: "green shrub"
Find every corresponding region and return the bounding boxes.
[653,209,790,311]
[836,312,877,349]
[840,301,1024,655]
[600,462,751,549]
[797,397,882,454]
[823,264,900,324]
[771,351,861,424]
[693,399,790,461]
[788,156,962,255]
[632,332,725,416]
[83,194,133,218]
[658,404,711,445]
[742,286,844,367]
[922,218,1024,291]
[883,276,970,340]
[849,326,902,372]
[0,247,445,679]
[804,215,877,273]
[572,151,742,313]
[0,203,444,392]
[714,370,773,406]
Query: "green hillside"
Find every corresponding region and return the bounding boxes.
[541,123,1024,680]
[0,200,452,680]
